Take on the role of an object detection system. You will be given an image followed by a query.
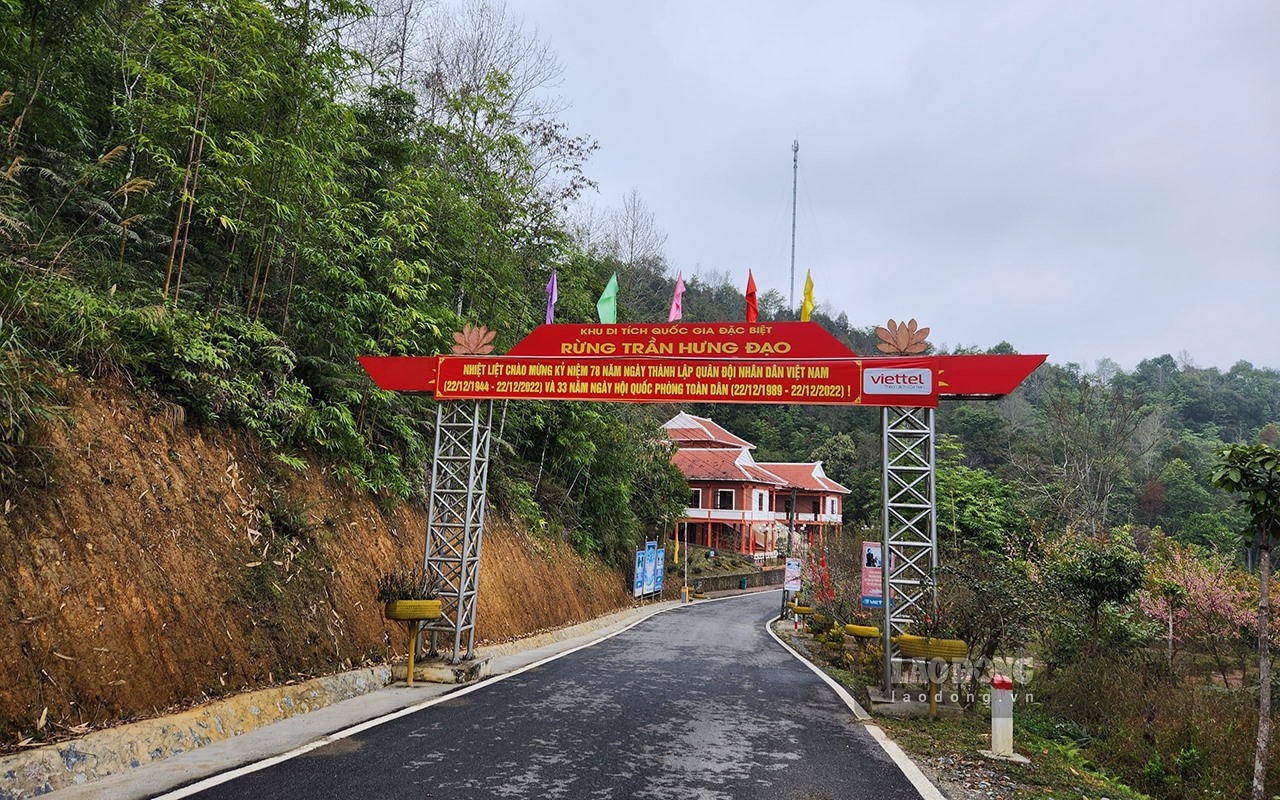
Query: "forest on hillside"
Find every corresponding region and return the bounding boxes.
[1,0,1277,570]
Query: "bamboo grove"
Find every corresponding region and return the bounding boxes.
[0,0,688,563]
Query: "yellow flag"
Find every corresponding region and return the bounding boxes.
[800,270,814,321]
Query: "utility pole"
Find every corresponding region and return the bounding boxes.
[790,139,799,313]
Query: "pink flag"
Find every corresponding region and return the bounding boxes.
[745,271,758,323]
[668,271,685,322]
[545,270,557,325]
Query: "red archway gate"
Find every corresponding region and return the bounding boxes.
[360,322,1044,680]
[362,322,1041,406]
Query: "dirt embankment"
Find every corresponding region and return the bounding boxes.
[0,376,632,744]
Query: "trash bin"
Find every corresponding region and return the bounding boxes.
[739,577,749,590]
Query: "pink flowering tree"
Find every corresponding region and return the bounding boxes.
[1212,443,1280,800]
[1139,533,1255,684]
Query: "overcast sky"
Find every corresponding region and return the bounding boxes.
[513,1,1279,372]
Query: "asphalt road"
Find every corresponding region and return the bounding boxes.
[167,592,927,800]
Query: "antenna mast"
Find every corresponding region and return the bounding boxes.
[790,139,799,312]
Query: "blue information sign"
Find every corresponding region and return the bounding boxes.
[643,541,658,595]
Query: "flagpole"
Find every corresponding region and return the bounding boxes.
[790,139,799,313]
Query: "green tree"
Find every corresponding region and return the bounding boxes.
[1045,531,1145,658]
[808,432,857,486]
[1211,443,1280,800]
[939,402,1012,469]
[1156,458,1213,538]
[939,549,1042,700]
[935,436,1023,553]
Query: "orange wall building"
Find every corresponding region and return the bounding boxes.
[662,412,849,562]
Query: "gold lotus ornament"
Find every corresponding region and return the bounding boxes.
[451,324,496,355]
[875,319,930,355]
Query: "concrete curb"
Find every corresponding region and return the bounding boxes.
[0,602,680,799]
[0,668,393,799]
[764,618,946,800]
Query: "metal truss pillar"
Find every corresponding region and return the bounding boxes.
[421,400,493,664]
[880,406,938,692]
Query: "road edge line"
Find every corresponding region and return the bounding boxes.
[764,618,946,800]
[154,602,687,799]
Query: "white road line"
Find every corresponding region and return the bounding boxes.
[764,617,947,800]
[156,589,777,798]
[154,604,681,798]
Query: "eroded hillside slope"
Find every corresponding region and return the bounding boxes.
[0,376,631,743]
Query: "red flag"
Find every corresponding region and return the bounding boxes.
[745,271,758,322]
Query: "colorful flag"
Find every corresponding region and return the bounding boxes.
[800,270,814,321]
[745,270,758,323]
[668,271,685,322]
[545,270,558,325]
[596,273,618,324]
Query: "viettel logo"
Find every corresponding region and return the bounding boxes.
[863,368,933,395]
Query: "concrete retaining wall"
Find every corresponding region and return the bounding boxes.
[694,567,784,594]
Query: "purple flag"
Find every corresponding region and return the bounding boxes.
[668,271,685,322]
[545,270,558,325]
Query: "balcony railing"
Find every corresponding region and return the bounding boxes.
[679,508,841,525]
[680,508,777,523]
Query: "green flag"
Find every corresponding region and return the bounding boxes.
[596,273,618,324]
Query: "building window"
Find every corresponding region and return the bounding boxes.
[827,497,838,515]
[690,488,702,508]
[754,490,767,511]
[717,489,735,510]
[811,500,820,517]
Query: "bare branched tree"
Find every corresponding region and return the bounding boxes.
[345,0,433,89]
[603,188,667,268]
[352,0,596,209]
[413,0,566,125]
[1015,376,1164,535]
[566,202,610,257]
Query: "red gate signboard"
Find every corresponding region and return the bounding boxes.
[434,355,932,405]
[358,322,1045,406]
[357,319,1046,669]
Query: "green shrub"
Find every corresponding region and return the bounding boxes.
[1035,656,1273,800]
[0,306,61,487]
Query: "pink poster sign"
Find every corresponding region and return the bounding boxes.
[861,542,884,608]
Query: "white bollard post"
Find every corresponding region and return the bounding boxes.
[991,673,1014,756]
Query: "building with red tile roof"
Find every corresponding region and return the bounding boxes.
[662,412,755,450]
[661,413,849,561]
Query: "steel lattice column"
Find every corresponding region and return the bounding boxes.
[420,400,493,664]
[880,405,938,692]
